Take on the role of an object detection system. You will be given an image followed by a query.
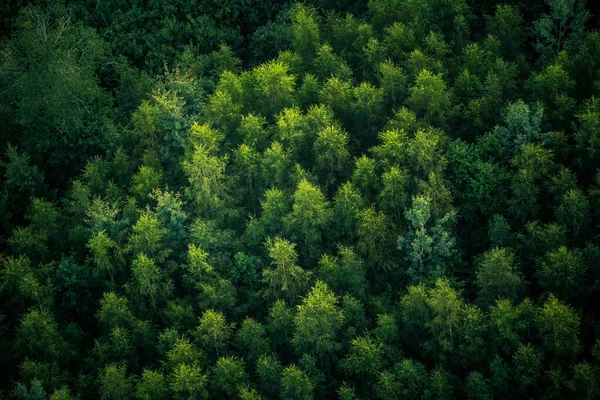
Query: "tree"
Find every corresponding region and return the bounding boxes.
[378,166,410,223]
[475,248,523,307]
[312,44,353,82]
[169,363,208,400]
[465,371,492,400]
[127,212,170,262]
[537,246,585,301]
[556,188,589,240]
[235,318,270,364]
[376,359,428,400]
[400,284,431,348]
[16,309,66,362]
[357,206,394,271]
[293,281,344,357]
[251,61,296,118]
[342,335,385,383]
[398,195,456,282]
[426,279,464,356]
[212,356,248,397]
[285,179,331,261]
[136,369,169,400]
[536,295,581,358]
[129,253,172,311]
[513,344,542,395]
[485,5,525,60]
[316,246,367,300]
[332,182,365,243]
[182,144,231,221]
[99,363,134,400]
[262,237,311,303]
[280,365,314,400]
[0,4,111,178]
[407,69,451,125]
[257,354,283,398]
[194,310,232,359]
[289,4,320,63]
[533,0,589,63]
[313,125,350,191]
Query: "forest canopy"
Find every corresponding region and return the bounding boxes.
[1,0,600,398]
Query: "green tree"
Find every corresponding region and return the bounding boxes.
[285,180,331,261]
[281,365,314,400]
[533,0,589,63]
[128,253,172,311]
[252,61,296,119]
[0,4,111,177]
[212,356,249,397]
[194,310,232,359]
[537,246,585,301]
[290,4,320,63]
[536,295,581,358]
[170,363,208,400]
[293,281,344,357]
[408,69,451,125]
[99,363,134,400]
[263,237,311,303]
[183,144,231,221]
[398,195,456,282]
[235,318,270,364]
[136,369,169,400]
[342,335,385,384]
[313,125,350,191]
[475,248,523,307]
[16,309,66,362]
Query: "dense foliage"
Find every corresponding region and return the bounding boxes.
[1,0,600,398]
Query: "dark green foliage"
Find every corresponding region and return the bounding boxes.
[1,0,600,398]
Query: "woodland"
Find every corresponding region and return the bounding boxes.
[1,0,600,398]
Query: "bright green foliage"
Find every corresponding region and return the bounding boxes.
[316,246,367,299]
[170,363,208,400]
[285,180,331,260]
[426,279,464,355]
[376,359,428,400]
[293,281,344,357]
[195,310,232,359]
[129,253,172,310]
[536,295,581,357]
[235,318,270,363]
[252,61,296,118]
[128,212,170,262]
[263,237,311,303]
[183,145,231,221]
[280,365,314,400]
[314,125,350,190]
[408,69,451,125]
[212,356,248,397]
[17,309,66,362]
[357,206,394,270]
[136,369,169,400]
[342,335,385,379]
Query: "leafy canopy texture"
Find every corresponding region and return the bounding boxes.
[2,0,600,398]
